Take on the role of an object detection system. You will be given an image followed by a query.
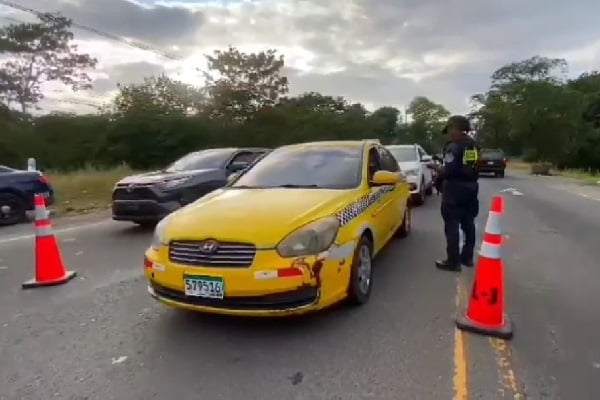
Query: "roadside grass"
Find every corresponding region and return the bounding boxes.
[46,165,139,216]
[507,160,600,184]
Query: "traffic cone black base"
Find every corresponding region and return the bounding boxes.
[22,270,77,289]
[456,311,513,340]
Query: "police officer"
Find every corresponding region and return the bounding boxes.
[434,115,480,272]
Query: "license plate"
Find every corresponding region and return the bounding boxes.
[184,275,224,299]
[487,161,494,165]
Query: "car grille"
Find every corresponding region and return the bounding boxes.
[168,240,256,267]
[113,183,156,200]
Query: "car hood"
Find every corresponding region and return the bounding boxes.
[398,161,420,172]
[118,169,219,185]
[163,188,353,247]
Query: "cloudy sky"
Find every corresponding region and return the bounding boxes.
[1,0,600,115]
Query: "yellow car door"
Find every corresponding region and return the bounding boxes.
[365,146,397,244]
[376,145,406,233]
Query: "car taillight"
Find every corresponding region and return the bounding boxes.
[39,175,49,184]
[503,158,507,166]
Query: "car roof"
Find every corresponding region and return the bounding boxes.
[279,140,377,150]
[386,144,417,149]
[191,147,270,154]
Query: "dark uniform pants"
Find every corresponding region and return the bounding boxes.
[441,183,479,265]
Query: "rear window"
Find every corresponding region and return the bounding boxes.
[481,149,504,158]
[387,146,418,162]
[232,147,362,189]
[165,149,235,171]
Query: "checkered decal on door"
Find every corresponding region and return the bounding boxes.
[335,185,396,226]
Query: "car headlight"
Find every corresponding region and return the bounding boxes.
[276,216,340,258]
[157,177,190,191]
[403,168,419,177]
[150,217,170,250]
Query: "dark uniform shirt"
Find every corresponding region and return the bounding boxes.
[436,136,479,202]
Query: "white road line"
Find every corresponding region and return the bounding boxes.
[577,192,600,202]
[0,220,113,245]
[547,185,600,202]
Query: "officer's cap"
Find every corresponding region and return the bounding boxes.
[442,115,471,134]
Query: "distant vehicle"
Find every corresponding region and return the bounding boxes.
[111,147,270,226]
[385,144,434,205]
[477,148,507,178]
[0,165,54,226]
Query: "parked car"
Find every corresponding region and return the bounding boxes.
[143,140,411,316]
[0,165,54,226]
[385,144,434,205]
[477,148,507,177]
[112,147,269,226]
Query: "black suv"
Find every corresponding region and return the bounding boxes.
[477,148,507,177]
[112,147,269,226]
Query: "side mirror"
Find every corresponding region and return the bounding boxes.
[370,170,401,186]
[227,171,242,184]
[421,155,432,163]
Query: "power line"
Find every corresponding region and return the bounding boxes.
[0,0,192,63]
[44,97,104,109]
[0,1,207,110]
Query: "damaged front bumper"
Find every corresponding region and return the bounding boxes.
[143,241,356,316]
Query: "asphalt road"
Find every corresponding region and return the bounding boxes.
[1,172,599,400]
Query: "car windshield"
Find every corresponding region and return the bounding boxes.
[387,147,418,162]
[165,149,234,172]
[231,147,362,189]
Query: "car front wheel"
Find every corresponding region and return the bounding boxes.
[395,204,411,238]
[0,193,27,226]
[347,235,374,305]
[412,178,425,205]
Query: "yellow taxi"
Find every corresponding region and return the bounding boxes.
[144,140,412,316]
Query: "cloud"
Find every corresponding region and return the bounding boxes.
[2,0,600,114]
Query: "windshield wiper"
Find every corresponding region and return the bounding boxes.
[275,184,322,188]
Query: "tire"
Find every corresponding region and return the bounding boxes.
[413,179,425,206]
[395,204,412,238]
[134,220,158,229]
[347,235,374,305]
[425,183,433,196]
[0,192,27,227]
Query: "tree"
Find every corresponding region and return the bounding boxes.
[0,13,97,113]
[203,46,288,121]
[490,56,568,87]
[368,106,400,143]
[278,92,349,113]
[405,96,450,152]
[469,91,515,151]
[113,74,206,117]
[474,57,593,164]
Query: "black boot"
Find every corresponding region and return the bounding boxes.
[461,258,474,267]
[435,259,461,272]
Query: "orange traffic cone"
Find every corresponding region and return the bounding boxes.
[456,195,513,339]
[22,194,77,289]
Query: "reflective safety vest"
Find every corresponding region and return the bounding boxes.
[463,147,479,166]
